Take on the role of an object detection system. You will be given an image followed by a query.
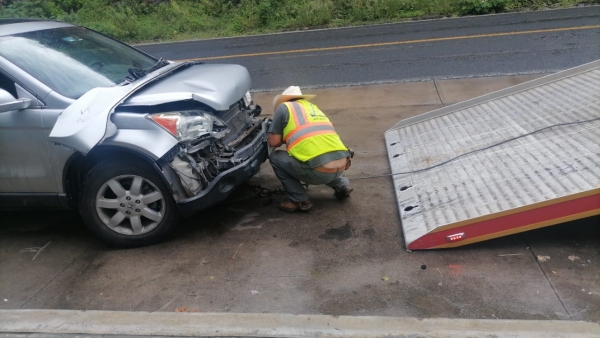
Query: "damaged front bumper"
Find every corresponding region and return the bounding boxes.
[171,118,270,217]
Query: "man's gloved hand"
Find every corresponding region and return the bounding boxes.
[348,148,355,158]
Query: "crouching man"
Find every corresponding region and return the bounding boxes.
[268,86,353,212]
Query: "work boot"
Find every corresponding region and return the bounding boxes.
[334,186,353,200]
[279,199,313,212]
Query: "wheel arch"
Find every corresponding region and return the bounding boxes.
[62,145,178,209]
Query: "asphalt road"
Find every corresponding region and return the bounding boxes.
[138,6,600,91]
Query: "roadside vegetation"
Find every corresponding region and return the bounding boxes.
[1,0,598,43]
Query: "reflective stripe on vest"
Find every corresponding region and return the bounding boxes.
[281,100,348,162]
[285,122,337,147]
[288,101,309,127]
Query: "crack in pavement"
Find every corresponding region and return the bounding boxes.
[525,237,571,318]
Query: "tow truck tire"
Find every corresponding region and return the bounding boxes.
[79,159,180,247]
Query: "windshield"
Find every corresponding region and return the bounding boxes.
[0,27,158,99]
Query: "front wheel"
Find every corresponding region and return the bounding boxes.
[79,159,180,247]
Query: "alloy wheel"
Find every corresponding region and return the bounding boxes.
[95,175,165,235]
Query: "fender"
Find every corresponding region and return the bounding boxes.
[61,145,186,208]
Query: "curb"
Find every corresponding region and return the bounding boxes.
[1,310,599,337]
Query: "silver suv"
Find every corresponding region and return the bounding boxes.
[0,19,269,246]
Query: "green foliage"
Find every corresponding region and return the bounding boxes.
[54,0,86,13]
[1,0,63,18]
[458,0,508,15]
[1,0,597,42]
[70,0,217,41]
[505,0,587,9]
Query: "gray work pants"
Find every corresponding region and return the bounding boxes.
[269,150,350,202]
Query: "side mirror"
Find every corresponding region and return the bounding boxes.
[0,88,31,113]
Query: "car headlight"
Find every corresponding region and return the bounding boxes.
[147,110,226,142]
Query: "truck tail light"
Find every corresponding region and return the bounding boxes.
[446,232,465,243]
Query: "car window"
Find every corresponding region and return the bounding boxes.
[0,71,18,98]
[0,27,157,99]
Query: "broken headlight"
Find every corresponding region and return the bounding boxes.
[243,91,253,107]
[147,110,226,142]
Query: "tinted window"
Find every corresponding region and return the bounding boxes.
[0,27,157,99]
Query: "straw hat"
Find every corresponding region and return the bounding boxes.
[272,86,315,111]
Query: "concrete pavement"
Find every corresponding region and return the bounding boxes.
[1,75,599,336]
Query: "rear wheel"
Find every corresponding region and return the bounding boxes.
[79,159,179,247]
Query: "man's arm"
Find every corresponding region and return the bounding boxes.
[268,133,284,147]
[268,104,289,148]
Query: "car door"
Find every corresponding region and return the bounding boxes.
[0,71,59,207]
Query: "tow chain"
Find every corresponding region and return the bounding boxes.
[224,182,288,204]
[247,183,287,197]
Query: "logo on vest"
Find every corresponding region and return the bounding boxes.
[308,105,326,120]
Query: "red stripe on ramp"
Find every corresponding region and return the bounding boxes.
[407,193,600,250]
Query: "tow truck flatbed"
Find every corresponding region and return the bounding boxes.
[385,61,600,250]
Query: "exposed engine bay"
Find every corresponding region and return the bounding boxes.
[159,99,270,199]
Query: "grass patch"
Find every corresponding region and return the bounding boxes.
[1,0,598,43]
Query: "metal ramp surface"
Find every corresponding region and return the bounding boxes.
[385,61,600,250]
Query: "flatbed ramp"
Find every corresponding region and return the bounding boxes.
[385,61,600,250]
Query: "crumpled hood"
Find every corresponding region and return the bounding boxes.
[121,63,251,111]
[49,62,252,155]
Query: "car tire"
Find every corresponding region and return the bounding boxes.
[79,159,180,247]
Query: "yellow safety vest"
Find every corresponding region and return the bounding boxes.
[282,99,347,162]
